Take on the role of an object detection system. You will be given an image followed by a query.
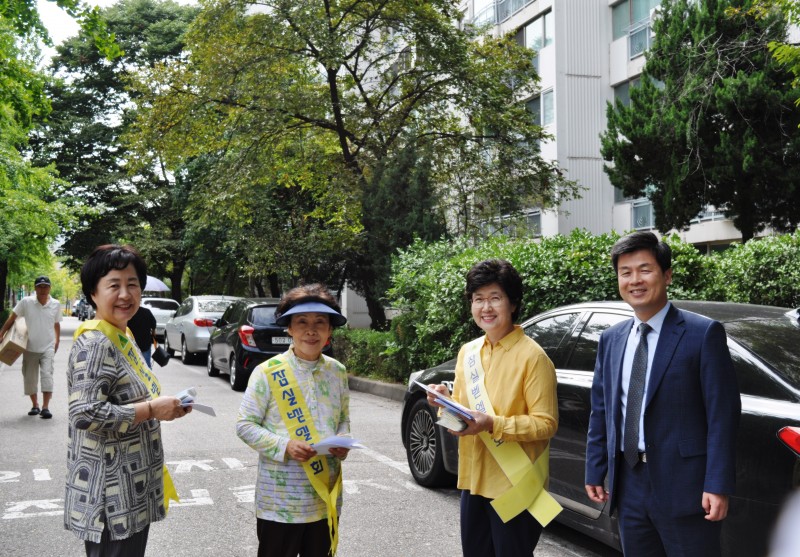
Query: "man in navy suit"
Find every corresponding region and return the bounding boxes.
[585,231,740,557]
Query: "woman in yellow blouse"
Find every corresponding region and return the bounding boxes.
[427,259,560,557]
[64,244,190,556]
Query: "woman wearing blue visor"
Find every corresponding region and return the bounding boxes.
[236,283,351,557]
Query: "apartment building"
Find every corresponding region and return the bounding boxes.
[464,0,748,252]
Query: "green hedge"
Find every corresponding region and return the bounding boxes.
[338,230,800,383]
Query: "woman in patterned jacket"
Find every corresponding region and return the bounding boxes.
[64,245,191,556]
[236,283,351,557]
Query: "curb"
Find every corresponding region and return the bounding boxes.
[348,375,407,402]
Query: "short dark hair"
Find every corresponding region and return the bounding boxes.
[81,245,148,308]
[465,259,524,322]
[276,283,342,323]
[611,231,672,273]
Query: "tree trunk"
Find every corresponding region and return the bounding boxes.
[267,273,280,298]
[170,259,186,301]
[0,258,7,312]
[364,289,387,331]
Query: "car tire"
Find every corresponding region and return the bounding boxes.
[181,336,195,365]
[207,346,219,377]
[165,334,176,357]
[405,397,455,487]
[229,352,248,391]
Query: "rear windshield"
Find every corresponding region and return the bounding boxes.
[145,300,179,310]
[250,306,278,326]
[198,300,233,313]
[724,318,800,390]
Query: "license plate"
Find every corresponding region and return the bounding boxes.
[272,336,292,345]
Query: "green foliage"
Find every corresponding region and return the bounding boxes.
[382,231,800,374]
[602,0,800,242]
[332,328,404,383]
[130,0,576,325]
[712,231,800,306]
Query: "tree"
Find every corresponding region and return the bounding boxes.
[0,15,73,311]
[131,0,576,326]
[29,0,200,296]
[601,0,800,242]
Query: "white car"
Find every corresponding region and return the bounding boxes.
[140,297,180,341]
[164,295,241,364]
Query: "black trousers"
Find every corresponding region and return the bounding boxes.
[460,491,543,557]
[84,524,150,557]
[256,518,331,557]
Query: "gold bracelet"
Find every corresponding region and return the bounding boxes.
[147,401,153,420]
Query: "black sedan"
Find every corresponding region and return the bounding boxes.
[207,298,288,391]
[400,301,800,557]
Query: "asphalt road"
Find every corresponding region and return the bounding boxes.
[0,316,620,557]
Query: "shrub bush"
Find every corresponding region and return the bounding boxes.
[332,328,406,382]
[338,230,800,383]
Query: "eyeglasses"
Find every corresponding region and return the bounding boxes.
[471,295,505,308]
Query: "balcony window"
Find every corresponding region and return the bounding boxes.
[526,90,554,127]
[632,198,654,229]
[473,0,496,26]
[612,0,660,39]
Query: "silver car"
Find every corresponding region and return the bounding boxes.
[164,295,241,364]
[140,297,180,341]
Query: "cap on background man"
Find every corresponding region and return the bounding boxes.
[34,276,51,287]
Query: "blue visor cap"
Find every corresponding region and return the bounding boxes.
[275,301,347,327]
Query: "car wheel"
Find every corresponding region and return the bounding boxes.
[207,346,219,377]
[229,353,248,391]
[181,337,194,365]
[165,334,175,357]
[405,397,454,487]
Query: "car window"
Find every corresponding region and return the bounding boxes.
[177,299,192,317]
[729,346,791,399]
[221,303,238,322]
[250,306,278,326]
[566,312,630,372]
[198,300,233,313]
[144,300,179,311]
[724,319,800,392]
[524,312,580,361]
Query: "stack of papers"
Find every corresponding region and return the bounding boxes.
[413,380,476,432]
[312,436,366,456]
[176,387,216,416]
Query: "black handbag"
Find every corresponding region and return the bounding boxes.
[152,341,170,367]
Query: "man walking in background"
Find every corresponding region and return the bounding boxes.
[0,276,62,419]
[585,232,740,556]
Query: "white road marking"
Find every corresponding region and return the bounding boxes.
[33,469,51,481]
[167,459,216,473]
[358,447,410,475]
[222,458,245,470]
[172,489,213,507]
[3,499,63,519]
[0,471,21,483]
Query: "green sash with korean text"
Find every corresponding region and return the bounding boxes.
[74,320,180,512]
[264,354,342,556]
[463,337,562,526]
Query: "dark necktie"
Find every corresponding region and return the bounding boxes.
[624,323,651,468]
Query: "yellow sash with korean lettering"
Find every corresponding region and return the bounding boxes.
[463,337,562,526]
[265,354,342,556]
[74,320,180,512]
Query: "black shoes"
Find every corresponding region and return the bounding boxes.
[28,406,40,416]
[40,408,52,419]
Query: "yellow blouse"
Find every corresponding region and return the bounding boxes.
[452,325,558,499]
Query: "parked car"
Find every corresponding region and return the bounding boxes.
[75,298,95,321]
[400,301,800,557]
[164,295,241,364]
[207,298,286,391]
[140,297,180,341]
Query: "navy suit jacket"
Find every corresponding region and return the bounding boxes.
[585,304,741,518]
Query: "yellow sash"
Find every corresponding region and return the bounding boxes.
[74,320,180,512]
[463,337,562,526]
[264,354,342,556]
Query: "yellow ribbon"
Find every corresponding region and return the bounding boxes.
[263,355,342,555]
[463,337,562,526]
[74,320,180,511]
